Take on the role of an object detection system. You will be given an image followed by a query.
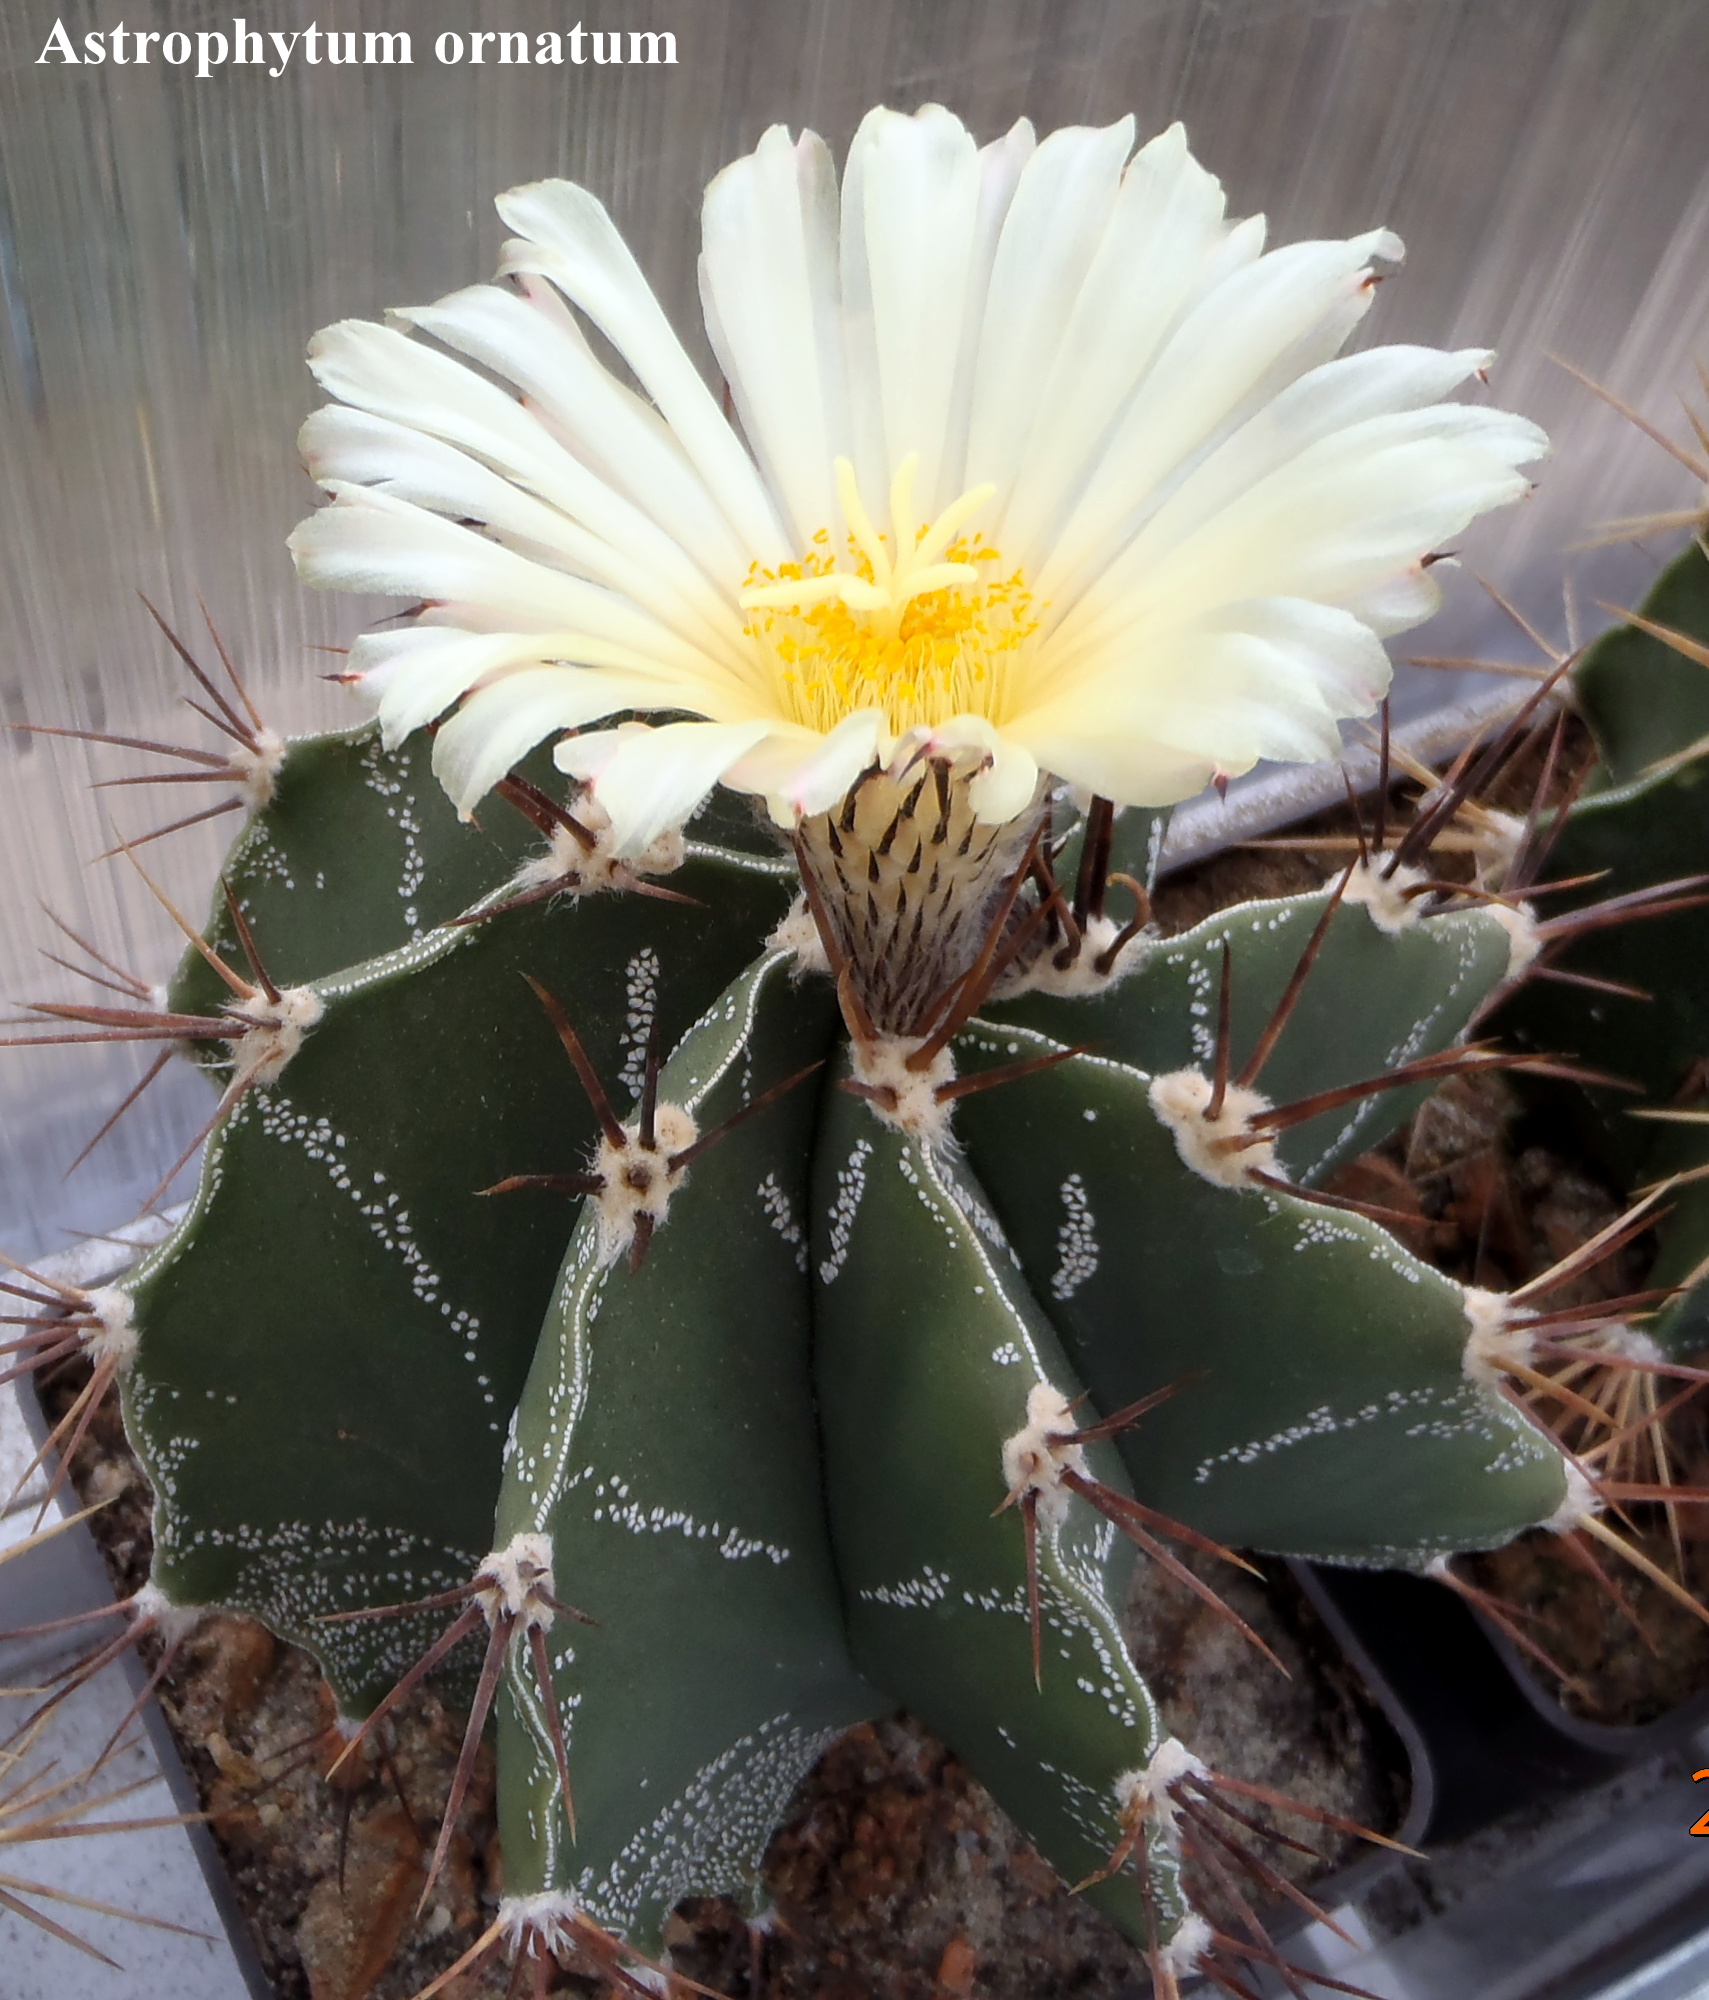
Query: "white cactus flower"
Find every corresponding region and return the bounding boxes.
[289,105,1546,862]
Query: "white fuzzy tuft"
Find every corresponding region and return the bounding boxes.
[129,1580,202,1645]
[476,1531,557,1630]
[1148,1069,1278,1188]
[1544,1461,1604,1535]
[230,985,323,1093]
[1115,1737,1209,1848]
[1467,808,1526,890]
[991,913,1153,1001]
[507,794,684,902]
[235,728,287,812]
[1480,896,1542,978]
[500,1889,584,1955]
[847,1036,956,1144]
[82,1286,139,1370]
[767,898,830,977]
[589,1103,698,1266]
[1341,855,1429,934]
[1461,1287,1535,1387]
[1158,1909,1214,1975]
[999,1382,1089,1531]
[1589,1323,1665,1366]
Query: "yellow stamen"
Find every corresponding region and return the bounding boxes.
[739,457,1041,739]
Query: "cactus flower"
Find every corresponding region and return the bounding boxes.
[290,105,1546,868]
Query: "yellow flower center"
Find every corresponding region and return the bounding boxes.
[739,454,1041,737]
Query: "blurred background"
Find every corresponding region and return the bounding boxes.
[1,0,1706,1256]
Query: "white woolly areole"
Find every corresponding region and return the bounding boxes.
[1544,1462,1604,1536]
[1148,1069,1279,1188]
[1468,809,1526,890]
[476,1531,557,1630]
[590,1103,698,1266]
[1000,1382,1089,1532]
[1115,1738,1209,1848]
[1461,1287,1535,1387]
[1481,897,1542,978]
[991,913,1152,1001]
[509,795,685,900]
[82,1286,139,1369]
[1590,1323,1666,1366]
[767,897,831,977]
[229,985,324,1092]
[236,728,287,812]
[129,1580,202,1645]
[847,1035,956,1144]
[1158,1910,1214,1976]
[500,1889,584,1955]
[1341,856,1428,935]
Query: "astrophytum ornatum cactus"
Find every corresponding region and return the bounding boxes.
[16,106,1704,1999]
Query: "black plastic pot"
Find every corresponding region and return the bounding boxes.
[1275,1562,1709,2000]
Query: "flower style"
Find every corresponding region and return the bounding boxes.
[289,106,1545,869]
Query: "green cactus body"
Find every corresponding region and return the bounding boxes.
[951,1024,1568,1560]
[1573,540,1709,786]
[1502,541,1709,1359]
[71,686,1599,1971]
[166,729,544,1019]
[994,871,1528,1182]
[124,828,791,1711]
[810,1074,1185,1944]
[492,950,877,1942]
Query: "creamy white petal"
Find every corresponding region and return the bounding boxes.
[1051,431,1538,676]
[495,178,787,562]
[1020,597,1388,748]
[1337,568,1447,637]
[700,125,842,549]
[347,628,589,744]
[845,106,983,516]
[1001,722,1219,811]
[1034,229,1405,611]
[433,664,676,812]
[398,284,751,586]
[938,118,1036,500]
[721,709,886,819]
[1011,604,1385,807]
[963,119,1135,505]
[349,626,690,748]
[994,123,1233,561]
[1112,387,1542,585]
[1049,380,1547,657]
[901,713,1042,822]
[298,405,746,669]
[292,484,733,685]
[307,319,739,630]
[557,718,775,855]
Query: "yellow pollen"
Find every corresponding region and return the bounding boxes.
[739,454,1041,738]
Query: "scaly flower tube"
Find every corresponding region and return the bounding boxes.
[289,105,1545,881]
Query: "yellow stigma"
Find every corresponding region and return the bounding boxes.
[740,454,1041,737]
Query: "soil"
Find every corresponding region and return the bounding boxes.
[27,723,1709,1996]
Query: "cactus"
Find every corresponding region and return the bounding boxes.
[8,106,1706,1998]
[9,678,1623,1992]
[1500,537,1709,1361]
